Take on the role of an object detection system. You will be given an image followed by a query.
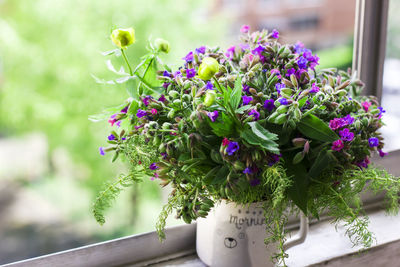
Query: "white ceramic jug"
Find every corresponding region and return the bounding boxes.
[196,201,308,267]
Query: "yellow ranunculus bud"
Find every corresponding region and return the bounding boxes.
[111,28,135,49]
[198,57,220,80]
[154,38,170,53]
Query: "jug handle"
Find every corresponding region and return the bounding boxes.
[283,212,309,250]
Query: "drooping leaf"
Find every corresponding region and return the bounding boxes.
[240,128,280,154]
[297,114,339,142]
[284,154,309,214]
[235,105,251,114]
[230,77,242,110]
[208,112,234,137]
[308,149,337,179]
[126,78,140,101]
[248,121,278,141]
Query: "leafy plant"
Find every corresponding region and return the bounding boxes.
[92,26,400,266]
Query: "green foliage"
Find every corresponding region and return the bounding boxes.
[297,114,339,142]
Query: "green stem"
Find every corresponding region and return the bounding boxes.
[212,77,223,93]
[121,49,133,76]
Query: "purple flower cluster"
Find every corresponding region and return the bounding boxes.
[182,51,193,63]
[248,109,260,120]
[207,110,219,122]
[293,41,319,70]
[264,99,275,111]
[186,68,196,79]
[329,115,354,130]
[195,46,206,54]
[242,95,253,105]
[206,81,214,90]
[339,128,354,142]
[226,141,239,156]
[136,109,147,118]
[368,137,379,147]
[331,139,344,151]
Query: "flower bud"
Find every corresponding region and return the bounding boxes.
[111,28,135,49]
[233,161,245,171]
[154,38,170,53]
[198,57,220,80]
[204,90,216,107]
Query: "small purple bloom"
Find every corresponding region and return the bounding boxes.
[356,157,370,169]
[122,137,126,141]
[332,139,344,151]
[205,81,214,90]
[143,95,152,106]
[163,70,170,77]
[121,105,129,113]
[158,95,166,102]
[243,167,252,174]
[368,137,379,147]
[275,83,285,94]
[240,25,250,33]
[293,41,305,54]
[136,109,147,118]
[149,163,159,170]
[378,107,386,118]
[242,95,253,105]
[310,83,320,93]
[108,134,116,141]
[225,45,236,59]
[339,128,354,142]
[251,45,264,56]
[271,29,279,39]
[250,178,261,186]
[226,141,239,156]
[207,110,219,122]
[182,51,194,62]
[115,121,121,127]
[99,147,105,156]
[286,68,296,77]
[329,118,346,130]
[297,56,308,69]
[186,68,196,79]
[174,71,182,78]
[243,84,250,93]
[278,98,288,105]
[268,153,281,166]
[264,99,275,111]
[378,149,388,157]
[161,152,168,159]
[195,46,206,54]
[344,115,354,125]
[248,109,260,120]
[163,82,170,89]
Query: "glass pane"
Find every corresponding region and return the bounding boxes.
[381,0,400,151]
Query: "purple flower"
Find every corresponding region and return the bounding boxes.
[158,95,166,102]
[251,45,264,56]
[161,152,168,159]
[378,149,388,157]
[268,153,281,166]
[339,128,354,142]
[239,43,250,51]
[242,95,253,105]
[108,134,116,141]
[99,147,105,156]
[293,41,305,54]
[264,99,275,111]
[368,137,379,147]
[378,107,386,118]
[271,29,279,39]
[149,163,159,170]
[143,95,152,106]
[278,98,288,105]
[250,178,261,186]
[332,139,344,151]
[275,83,285,94]
[286,68,296,77]
[136,109,147,118]
[115,121,121,127]
[163,82,170,89]
[226,141,239,156]
[356,157,370,169]
[195,46,206,54]
[240,25,250,33]
[151,172,159,181]
[121,105,129,113]
[297,56,308,69]
[163,70,170,77]
[243,84,250,93]
[243,167,252,174]
[174,71,182,78]
[207,110,219,122]
[205,81,214,90]
[122,137,126,141]
[248,109,260,120]
[182,51,193,62]
[225,45,236,59]
[310,83,320,93]
[186,68,196,79]
[362,101,371,112]
[344,115,354,125]
[329,118,346,130]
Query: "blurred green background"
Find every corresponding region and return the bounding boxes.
[0,0,355,264]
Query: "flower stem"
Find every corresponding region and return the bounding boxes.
[213,77,223,93]
[121,49,133,76]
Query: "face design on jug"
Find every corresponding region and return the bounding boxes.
[224,237,238,248]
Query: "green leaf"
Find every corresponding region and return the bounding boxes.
[297,114,339,142]
[134,54,162,95]
[88,103,126,122]
[308,149,337,179]
[211,165,229,185]
[208,112,234,137]
[235,105,251,114]
[126,78,140,100]
[293,152,305,164]
[298,97,308,108]
[248,121,278,141]
[230,77,242,110]
[284,154,309,214]
[240,128,280,154]
[203,166,221,185]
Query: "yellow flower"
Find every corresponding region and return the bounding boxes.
[198,57,220,80]
[111,28,135,49]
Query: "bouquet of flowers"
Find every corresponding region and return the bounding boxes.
[92,26,400,265]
